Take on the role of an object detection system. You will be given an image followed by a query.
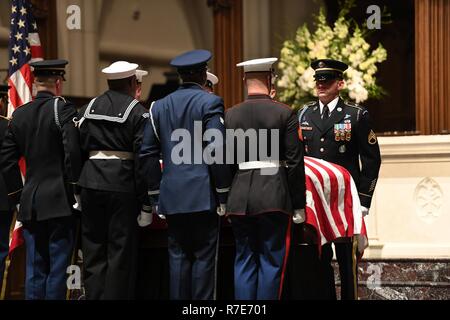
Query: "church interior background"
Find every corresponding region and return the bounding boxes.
[0,0,449,300]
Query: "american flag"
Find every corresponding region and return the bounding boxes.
[7,0,43,255]
[304,157,368,256]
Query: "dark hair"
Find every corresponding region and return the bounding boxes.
[107,75,135,92]
[179,66,207,85]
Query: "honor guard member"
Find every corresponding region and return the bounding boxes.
[78,61,151,300]
[135,69,149,101]
[140,49,231,300]
[205,71,219,93]
[225,58,306,300]
[0,60,82,300]
[0,85,15,289]
[297,59,381,300]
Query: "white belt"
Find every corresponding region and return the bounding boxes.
[238,160,286,170]
[89,150,134,160]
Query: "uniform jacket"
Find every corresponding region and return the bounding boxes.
[299,98,381,208]
[140,82,232,215]
[225,94,306,216]
[0,91,82,222]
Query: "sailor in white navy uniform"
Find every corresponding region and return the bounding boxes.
[77,61,152,300]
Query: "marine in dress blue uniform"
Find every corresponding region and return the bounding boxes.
[225,58,306,300]
[0,85,15,289]
[77,61,151,300]
[0,60,82,300]
[293,59,381,300]
[140,50,232,300]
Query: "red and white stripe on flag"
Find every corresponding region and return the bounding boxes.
[7,0,44,256]
[304,157,368,256]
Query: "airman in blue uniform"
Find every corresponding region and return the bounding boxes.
[140,50,231,300]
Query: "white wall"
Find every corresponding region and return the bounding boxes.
[365,135,450,259]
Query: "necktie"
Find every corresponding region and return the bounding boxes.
[322,104,330,119]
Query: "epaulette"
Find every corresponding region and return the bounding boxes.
[54,96,67,103]
[301,101,317,109]
[344,100,363,111]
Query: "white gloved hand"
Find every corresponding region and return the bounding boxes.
[361,206,369,217]
[73,194,82,211]
[137,211,153,227]
[293,209,305,224]
[153,205,166,220]
[217,204,226,216]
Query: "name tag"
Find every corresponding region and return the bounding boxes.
[301,126,313,131]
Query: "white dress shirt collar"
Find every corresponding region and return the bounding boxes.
[319,96,340,114]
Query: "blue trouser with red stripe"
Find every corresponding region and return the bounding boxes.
[230,213,290,300]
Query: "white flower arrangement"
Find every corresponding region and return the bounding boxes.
[278,0,388,109]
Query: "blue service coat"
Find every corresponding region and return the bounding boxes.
[140,82,231,215]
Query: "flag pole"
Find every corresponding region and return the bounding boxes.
[0,210,18,300]
[0,256,11,300]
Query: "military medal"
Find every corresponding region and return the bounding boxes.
[340,124,345,141]
[334,125,340,141]
[345,122,352,141]
[339,145,346,153]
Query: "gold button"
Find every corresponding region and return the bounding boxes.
[320,148,324,152]
[320,138,325,142]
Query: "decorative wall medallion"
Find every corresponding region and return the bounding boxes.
[414,177,443,224]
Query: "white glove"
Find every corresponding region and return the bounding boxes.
[73,194,82,211]
[217,204,226,216]
[153,205,166,220]
[293,209,305,224]
[137,211,153,227]
[362,206,369,217]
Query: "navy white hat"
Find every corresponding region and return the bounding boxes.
[311,59,348,81]
[102,61,138,80]
[136,69,149,83]
[30,59,68,80]
[206,72,219,87]
[237,57,278,73]
[170,50,212,73]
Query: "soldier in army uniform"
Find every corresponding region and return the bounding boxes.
[294,59,381,300]
[0,84,14,289]
[77,61,152,300]
[1,60,82,300]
